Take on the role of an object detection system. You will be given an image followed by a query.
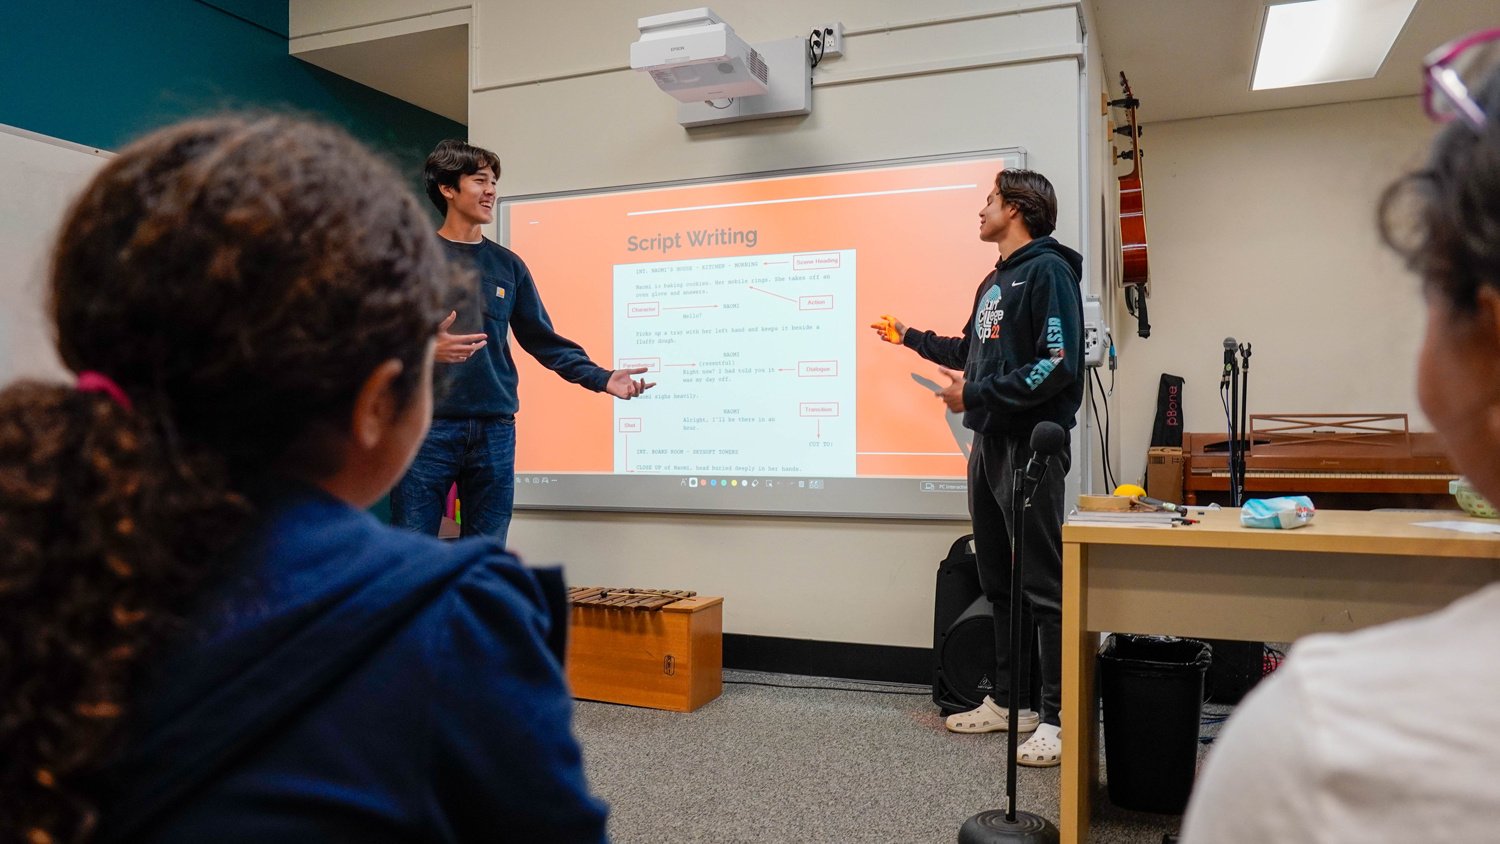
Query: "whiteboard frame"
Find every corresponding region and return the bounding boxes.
[498,147,1026,245]
[495,148,1029,520]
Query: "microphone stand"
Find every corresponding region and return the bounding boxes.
[1225,354,1242,506]
[958,462,1059,844]
[1237,343,1252,504]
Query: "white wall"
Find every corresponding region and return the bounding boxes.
[469,0,1096,648]
[470,1,1086,203]
[289,0,468,38]
[1107,98,1438,488]
[1078,0,1117,496]
[0,127,109,386]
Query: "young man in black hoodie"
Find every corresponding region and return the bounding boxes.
[872,168,1083,766]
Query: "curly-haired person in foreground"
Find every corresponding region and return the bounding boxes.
[1181,33,1500,844]
[0,116,607,843]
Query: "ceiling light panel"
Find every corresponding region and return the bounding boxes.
[1253,0,1418,90]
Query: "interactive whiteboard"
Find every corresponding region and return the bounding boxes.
[500,150,1025,519]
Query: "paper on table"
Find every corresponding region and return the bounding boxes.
[1066,511,1182,529]
[1413,520,1500,535]
[1066,510,1180,523]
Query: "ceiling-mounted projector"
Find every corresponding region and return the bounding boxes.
[630,7,769,102]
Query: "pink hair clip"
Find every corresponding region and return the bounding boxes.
[76,371,134,412]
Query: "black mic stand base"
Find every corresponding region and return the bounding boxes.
[958,809,1059,844]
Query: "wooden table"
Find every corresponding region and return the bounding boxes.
[1059,508,1500,843]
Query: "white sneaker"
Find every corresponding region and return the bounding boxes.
[945,696,1040,733]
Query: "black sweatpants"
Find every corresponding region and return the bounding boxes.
[967,428,1070,726]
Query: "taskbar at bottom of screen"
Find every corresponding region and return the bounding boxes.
[511,473,969,519]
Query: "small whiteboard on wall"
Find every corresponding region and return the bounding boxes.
[0,125,111,387]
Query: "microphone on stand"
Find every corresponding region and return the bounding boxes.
[1023,421,1066,495]
[1237,342,1253,503]
[1222,337,1244,505]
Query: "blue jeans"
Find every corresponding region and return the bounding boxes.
[391,416,516,546]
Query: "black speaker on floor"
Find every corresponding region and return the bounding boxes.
[932,535,1042,715]
[935,595,1000,712]
[933,535,984,712]
[933,536,981,642]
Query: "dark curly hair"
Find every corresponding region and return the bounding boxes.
[996,169,1058,238]
[1380,62,1500,311]
[0,115,452,842]
[423,139,501,215]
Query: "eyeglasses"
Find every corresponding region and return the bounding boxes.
[1423,28,1500,131]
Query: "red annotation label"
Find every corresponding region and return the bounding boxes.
[798,360,839,377]
[626,301,660,318]
[617,418,643,433]
[794,252,842,270]
[799,402,840,417]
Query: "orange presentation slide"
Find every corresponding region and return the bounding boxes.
[503,155,1012,483]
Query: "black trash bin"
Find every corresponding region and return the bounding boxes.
[1098,634,1212,814]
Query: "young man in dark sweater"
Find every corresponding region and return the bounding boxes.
[391,140,654,545]
[873,168,1083,766]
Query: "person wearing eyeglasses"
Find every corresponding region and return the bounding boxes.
[1179,30,1500,844]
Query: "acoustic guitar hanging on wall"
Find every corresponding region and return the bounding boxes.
[1111,72,1151,338]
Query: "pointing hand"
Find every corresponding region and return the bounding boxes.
[607,366,657,400]
[869,314,907,345]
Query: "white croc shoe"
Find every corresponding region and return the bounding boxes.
[945,696,1040,734]
[1016,723,1062,767]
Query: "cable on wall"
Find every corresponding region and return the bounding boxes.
[807,27,830,68]
[1088,366,1119,491]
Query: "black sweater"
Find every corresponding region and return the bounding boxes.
[903,236,1085,437]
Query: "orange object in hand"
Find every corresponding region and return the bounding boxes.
[870,314,904,344]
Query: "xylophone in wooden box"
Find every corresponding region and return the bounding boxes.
[565,587,723,712]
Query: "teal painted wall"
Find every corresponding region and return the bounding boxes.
[0,0,464,185]
[1,1,457,521]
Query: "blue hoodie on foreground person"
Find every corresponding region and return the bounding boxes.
[0,115,607,843]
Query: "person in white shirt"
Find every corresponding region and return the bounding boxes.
[1180,32,1500,844]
